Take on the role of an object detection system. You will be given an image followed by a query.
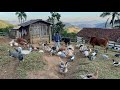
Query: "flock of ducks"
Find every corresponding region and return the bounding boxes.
[41,42,120,79]
[8,39,120,79]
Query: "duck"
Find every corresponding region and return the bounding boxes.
[8,49,24,61]
[101,54,109,60]
[115,54,120,57]
[112,59,120,67]
[57,51,67,58]
[59,61,68,74]
[39,50,44,53]
[13,41,19,47]
[88,50,98,60]
[9,39,16,47]
[88,55,96,61]
[83,50,90,57]
[59,61,66,68]
[67,55,75,62]
[80,69,99,79]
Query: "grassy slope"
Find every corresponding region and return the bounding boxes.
[0,20,14,29]
[0,38,120,79]
[67,45,120,79]
[65,26,81,33]
[0,42,47,79]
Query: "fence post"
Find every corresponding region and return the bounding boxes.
[114,43,115,47]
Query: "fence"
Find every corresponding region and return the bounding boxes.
[109,41,120,46]
[0,32,6,36]
[70,38,77,42]
[77,36,86,44]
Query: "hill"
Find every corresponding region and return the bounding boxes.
[64,20,112,29]
[64,23,81,33]
[0,20,14,29]
[66,26,81,33]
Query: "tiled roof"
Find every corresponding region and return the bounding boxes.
[77,28,120,42]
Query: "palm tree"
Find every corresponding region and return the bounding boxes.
[15,12,27,23]
[100,12,120,28]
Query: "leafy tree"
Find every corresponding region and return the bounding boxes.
[47,12,65,36]
[114,19,120,28]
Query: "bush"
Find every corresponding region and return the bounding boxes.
[0,26,13,33]
[61,31,76,38]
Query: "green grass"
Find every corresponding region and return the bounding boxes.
[16,51,47,79]
[72,45,120,79]
[0,44,12,65]
[0,44,47,79]
[0,42,120,79]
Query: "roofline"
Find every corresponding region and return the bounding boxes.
[18,19,52,27]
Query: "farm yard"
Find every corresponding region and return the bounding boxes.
[0,12,120,79]
[0,36,120,79]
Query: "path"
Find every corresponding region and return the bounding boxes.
[27,55,63,79]
[0,59,19,79]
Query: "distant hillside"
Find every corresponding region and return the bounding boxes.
[66,27,81,33]
[64,20,112,29]
[0,20,14,29]
[95,23,111,28]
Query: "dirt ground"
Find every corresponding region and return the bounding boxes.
[0,36,80,79]
[0,36,120,79]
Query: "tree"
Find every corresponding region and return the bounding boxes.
[47,12,64,36]
[100,12,120,28]
[114,19,120,28]
[15,12,27,23]
[55,21,65,33]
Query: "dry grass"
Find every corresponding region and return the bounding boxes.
[64,45,120,79]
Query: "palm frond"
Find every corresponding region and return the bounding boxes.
[100,12,111,17]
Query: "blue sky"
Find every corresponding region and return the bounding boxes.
[0,12,108,22]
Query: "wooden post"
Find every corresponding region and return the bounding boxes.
[49,25,52,43]
[114,43,115,47]
[29,24,33,44]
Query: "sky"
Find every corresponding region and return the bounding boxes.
[0,12,108,23]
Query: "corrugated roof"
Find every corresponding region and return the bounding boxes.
[12,26,21,29]
[77,28,120,42]
[18,19,52,27]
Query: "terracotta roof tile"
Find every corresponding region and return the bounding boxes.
[77,28,120,42]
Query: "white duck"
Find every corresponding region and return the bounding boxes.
[80,69,99,79]
[21,47,32,55]
[59,61,68,74]
[83,50,90,57]
[9,39,15,46]
[112,59,120,67]
[39,50,44,53]
[101,54,109,60]
[13,42,19,46]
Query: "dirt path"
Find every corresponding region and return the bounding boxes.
[27,51,83,79]
[27,55,62,79]
[0,59,19,79]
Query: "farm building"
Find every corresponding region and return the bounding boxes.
[9,19,52,44]
[77,28,120,43]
